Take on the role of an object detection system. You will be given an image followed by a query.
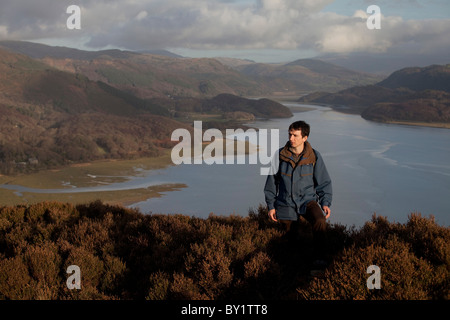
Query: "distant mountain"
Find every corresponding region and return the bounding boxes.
[138,49,183,58]
[0,40,138,60]
[37,54,267,99]
[285,59,357,75]
[0,41,268,98]
[236,58,382,93]
[213,57,256,68]
[1,41,381,98]
[377,64,450,92]
[299,64,450,127]
[319,51,450,75]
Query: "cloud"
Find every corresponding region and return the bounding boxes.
[0,0,449,57]
[135,11,148,21]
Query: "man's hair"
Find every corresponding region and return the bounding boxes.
[289,121,310,137]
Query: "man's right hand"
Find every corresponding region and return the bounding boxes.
[268,209,277,222]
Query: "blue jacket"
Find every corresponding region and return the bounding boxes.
[264,141,332,221]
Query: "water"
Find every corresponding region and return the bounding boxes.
[3,103,450,227]
[132,103,450,227]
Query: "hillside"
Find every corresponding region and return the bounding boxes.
[378,64,450,92]
[236,59,382,93]
[0,40,140,60]
[0,201,448,300]
[40,54,267,99]
[202,94,293,118]
[0,48,189,174]
[361,90,450,124]
[0,48,292,175]
[0,41,381,97]
[299,64,450,126]
[0,41,383,175]
[0,40,270,98]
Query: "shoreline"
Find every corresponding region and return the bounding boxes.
[0,137,259,207]
[1,97,448,208]
[0,152,179,207]
[0,183,188,209]
[383,120,450,129]
[296,101,450,129]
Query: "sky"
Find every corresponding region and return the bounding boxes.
[0,0,449,64]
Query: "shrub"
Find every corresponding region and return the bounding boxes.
[0,201,448,300]
[297,214,449,300]
[0,255,35,299]
[184,236,233,299]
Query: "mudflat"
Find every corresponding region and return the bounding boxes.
[0,152,186,207]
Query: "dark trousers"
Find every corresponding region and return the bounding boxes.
[279,201,327,256]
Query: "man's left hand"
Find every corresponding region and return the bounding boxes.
[322,206,331,219]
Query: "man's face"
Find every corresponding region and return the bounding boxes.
[289,129,307,149]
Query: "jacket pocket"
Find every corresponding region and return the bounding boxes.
[300,164,314,177]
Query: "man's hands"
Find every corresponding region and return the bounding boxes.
[268,205,331,222]
[322,206,331,219]
[268,209,277,222]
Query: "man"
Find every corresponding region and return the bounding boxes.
[264,120,332,259]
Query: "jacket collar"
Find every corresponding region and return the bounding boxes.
[280,141,316,168]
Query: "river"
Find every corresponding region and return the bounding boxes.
[2,103,449,227]
[131,103,450,227]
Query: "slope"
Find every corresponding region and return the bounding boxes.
[1,41,381,98]
[299,64,450,126]
[237,58,382,93]
[0,48,293,175]
[0,48,189,175]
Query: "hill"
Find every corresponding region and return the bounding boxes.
[202,94,293,118]
[1,41,381,97]
[0,40,140,60]
[40,54,267,99]
[377,64,450,92]
[0,201,448,300]
[0,48,188,174]
[0,40,270,98]
[0,48,292,175]
[299,64,450,127]
[236,58,382,93]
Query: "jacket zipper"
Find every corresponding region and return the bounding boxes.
[291,162,299,213]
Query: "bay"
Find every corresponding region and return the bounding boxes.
[2,102,449,227]
[132,103,450,227]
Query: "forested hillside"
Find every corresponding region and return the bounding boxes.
[0,48,291,175]
[299,64,450,126]
[0,41,381,98]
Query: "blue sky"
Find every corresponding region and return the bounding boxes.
[322,0,450,19]
[0,0,449,64]
[228,0,449,19]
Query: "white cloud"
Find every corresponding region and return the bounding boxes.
[0,0,448,58]
[135,10,148,21]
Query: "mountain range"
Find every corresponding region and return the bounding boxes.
[0,40,381,98]
[1,40,446,175]
[234,58,380,93]
[299,64,450,126]
[0,42,300,174]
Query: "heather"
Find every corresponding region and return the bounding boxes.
[0,201,448,300]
